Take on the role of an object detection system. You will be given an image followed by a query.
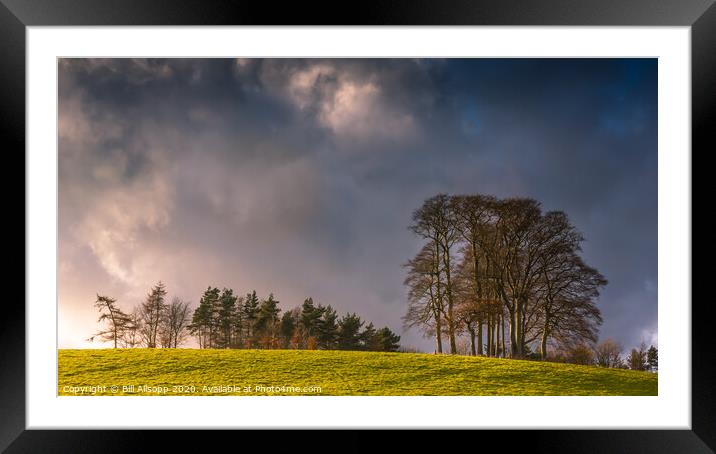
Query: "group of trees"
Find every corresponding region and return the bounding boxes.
[627,341,658,372]
[90,283,400,352]
[89,282,192,349]
[403,193,607,359]
[187,288,400,352]
[557,338,658,371]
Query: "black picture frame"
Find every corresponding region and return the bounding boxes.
[4,0,710,451]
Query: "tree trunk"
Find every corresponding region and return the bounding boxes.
[477,319,483,355]
[509,307,518,358]
[501,313,506,358]
[493,314,498,356]
[435,314,443,354]
[514,301,523,358]
[434,242,443,354]
[448,319,457,354]
[471,240,483,357]
[541,311,550,360]
[495,313,501,357]
[108,306,118,349]
[486,314,493,357]
[442,239,457,354]
[469,325,476,356]
[521,300,528,356]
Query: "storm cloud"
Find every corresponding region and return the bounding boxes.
[58,58,657,352]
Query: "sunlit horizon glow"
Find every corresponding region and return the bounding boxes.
[58,58,657,352]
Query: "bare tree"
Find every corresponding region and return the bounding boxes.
[594,338,623,368]
[452,194,501,356]
[455,298,480,356]
[403,241,445,353]
[88,295,133,348]
[537,245,606,358]
[163,297,192,348]
[158,300,192,348]
[120,307,143,348]
[566,343,595,365]
[482,198,544,358]
[410,194,460,353]
[405,193,606,360]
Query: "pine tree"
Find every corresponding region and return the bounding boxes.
[256,293,281,348]
[300,297,323,339]
[217,288,238,348]
[317,305,339,349]
[232,297,245,348]
[647,345,658,372]
[337,313,364,350]
[359,322,377,351]
[242,290,260,347]
[374,327,401,352]
[280,311,296,349]
[190,294,209,348]
[190,286,220,348]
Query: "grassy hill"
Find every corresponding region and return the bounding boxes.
[58,349,657,396]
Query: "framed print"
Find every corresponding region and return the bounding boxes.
[5,0,711,451]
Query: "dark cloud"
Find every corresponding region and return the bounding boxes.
[58,58,657,352]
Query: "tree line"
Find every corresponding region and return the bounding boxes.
[559,338,658,372]
[89,282,400,352]
[403,193,608,360]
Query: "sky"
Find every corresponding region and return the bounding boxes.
[58,58,657,352]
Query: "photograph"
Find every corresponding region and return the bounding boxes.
[4,0,708,447]
[57,57,659,397]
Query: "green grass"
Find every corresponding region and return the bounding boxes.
[58,349,657,396]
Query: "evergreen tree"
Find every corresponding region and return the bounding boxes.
[359,322,377,351]
[279,310,296,349]
[317,305,339,349]
[373,327,401,352]
[256,294,281,332]
[190,297,210,348]
[217,288,238,348]
[232,297,245,348]
[242,290,260,347]
[647,345,658,372]
[256,293,281,348]
[300,297,324,339]
[190,286,220,348]
[337,313,364,350]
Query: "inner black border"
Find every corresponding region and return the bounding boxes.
[4,0,711,452]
